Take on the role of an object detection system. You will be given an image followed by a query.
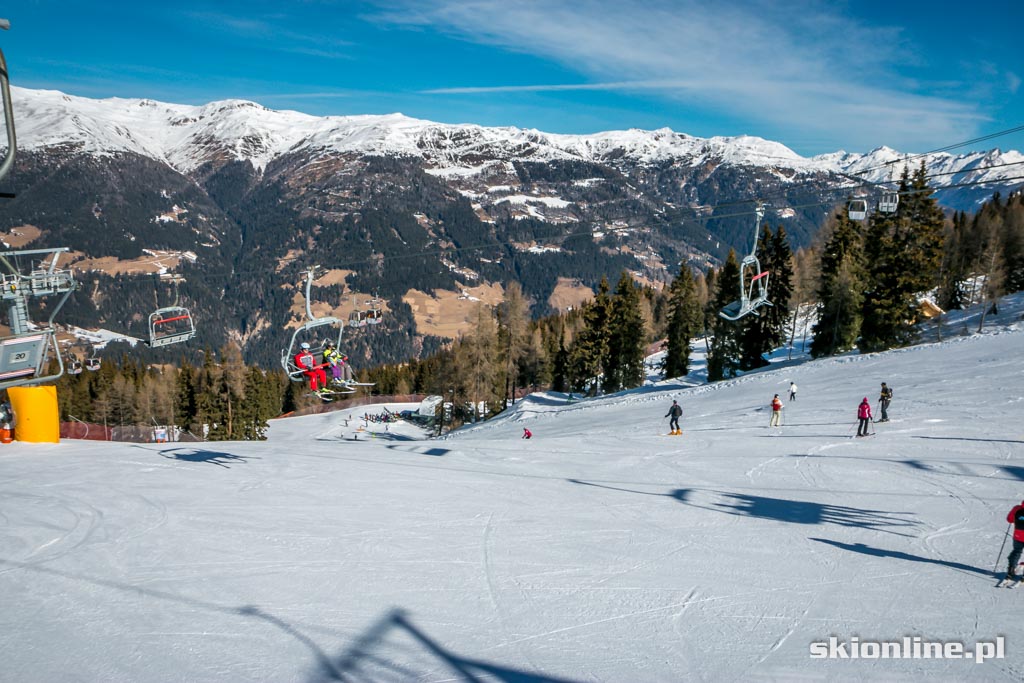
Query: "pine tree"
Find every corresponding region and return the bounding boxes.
[569,276,611,395]
[603,271,646,393]
[662,263,703,378]
[859,163,946,352]
[811,212,865,357]
[707,250,742,381]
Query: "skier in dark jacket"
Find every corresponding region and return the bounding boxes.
[878,382,893,422]
[1005,501,1024,580]
[665,400,682,435]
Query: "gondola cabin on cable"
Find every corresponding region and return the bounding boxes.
[847,199,869,221]
[878,192,900,214]
[85,357,100,371]
[348,309,367,328]
[364,297,383,325]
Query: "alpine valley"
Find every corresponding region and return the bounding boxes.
[2,86,1022,366]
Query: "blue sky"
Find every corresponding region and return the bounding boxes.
[4,1,1022,156]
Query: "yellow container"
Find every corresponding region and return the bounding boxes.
[7,385,60,443]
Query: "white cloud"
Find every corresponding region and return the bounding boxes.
[373,0,989,151]
[1009,72,1022,95]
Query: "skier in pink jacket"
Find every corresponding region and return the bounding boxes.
[856,397,873,437]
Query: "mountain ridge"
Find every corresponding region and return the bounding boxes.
[12,86,1024,204]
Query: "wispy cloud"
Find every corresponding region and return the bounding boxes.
[184,10,353,59]
[371,0,987,151]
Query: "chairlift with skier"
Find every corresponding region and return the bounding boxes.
[280,267,345,395]
[719,204,772,322]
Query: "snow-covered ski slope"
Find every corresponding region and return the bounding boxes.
[1,302,1023,681]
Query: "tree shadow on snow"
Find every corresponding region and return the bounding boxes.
[310,608,582,682]
[810,538,995,578]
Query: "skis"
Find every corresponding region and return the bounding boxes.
[996,576,1021,588]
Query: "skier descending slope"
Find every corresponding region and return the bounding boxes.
[999,501,1024,587]
[665,400,682,435]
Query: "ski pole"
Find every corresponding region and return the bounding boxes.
[995,524,1012,574]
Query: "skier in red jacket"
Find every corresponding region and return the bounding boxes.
[522,427,532,439]
[856,397,873,437]
[1005,501,1024,580]
[294,342,327,393]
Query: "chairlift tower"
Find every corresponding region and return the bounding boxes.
[0,248,78,388]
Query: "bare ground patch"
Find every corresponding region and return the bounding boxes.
[0,224,43,248]
[403,284,505,338]
[548,278,594,312]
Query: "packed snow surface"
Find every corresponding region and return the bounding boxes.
[1,302,1024,681]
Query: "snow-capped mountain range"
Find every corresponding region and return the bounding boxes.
[13,86,1024,206]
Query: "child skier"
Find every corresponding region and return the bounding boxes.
[857,397,873,436]
[789,382,798,401]
[522,428,532,439]
[665,400,682,435]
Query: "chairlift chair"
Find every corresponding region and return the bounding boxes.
[878,192,899,214]
[848,199,868,221]
[147,306,196,348]
[719,204,773,322]
[280,267,346,383]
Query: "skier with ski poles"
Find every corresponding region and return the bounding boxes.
[856,397,873,437]
[665,400,682,435]
[769,394,783,427]
[1001,500,1024,584]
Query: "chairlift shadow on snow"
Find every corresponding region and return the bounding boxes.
[809,538,994,579]
[385,445,451,456]
[913,435,1024,445]
[711,494,919,536]
[154,447,254,468]
[309,608,582,683]
[567,478,690,502]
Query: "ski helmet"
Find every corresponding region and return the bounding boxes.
[300,342,310,350]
